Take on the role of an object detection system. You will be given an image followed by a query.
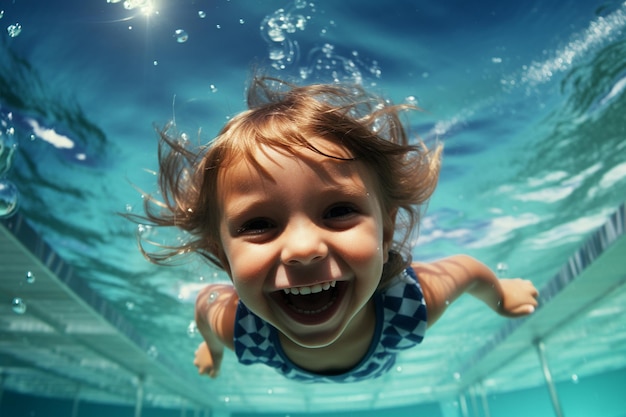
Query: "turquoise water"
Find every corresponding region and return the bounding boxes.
[1,0,625,416]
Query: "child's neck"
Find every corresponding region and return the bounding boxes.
[278,298,376,375]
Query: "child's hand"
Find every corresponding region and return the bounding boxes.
[497,278,539,317]
[193,341,223,378]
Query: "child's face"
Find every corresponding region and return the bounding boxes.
[217,139,394,348]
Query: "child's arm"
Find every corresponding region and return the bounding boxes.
[193,284,239,378]
[412,255,538,327]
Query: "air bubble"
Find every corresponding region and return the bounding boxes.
[209,84,218,93]
[147,345,158,358]
[268,27,285,42]
[137,224,152,236]
[269,46,286,60]
[497,262,509,277]
[239,19,245,24]
[294,0,307,8]
[321,43,334,57]
[370,61,382,78]
[295,16,306,30]
[198,11,206,19]
[187,320,197,337]
[12,297,26,314]
[7,23,21,38]
[174,29,189,43]
[405,96,418,106]
[25,271,35,284]
[0,10,4,19]
[0,179,19,218]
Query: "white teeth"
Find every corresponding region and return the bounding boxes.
[283,281,336,295]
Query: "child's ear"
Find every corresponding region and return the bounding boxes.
[382,208,398,262]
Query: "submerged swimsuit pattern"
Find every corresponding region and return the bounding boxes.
[233,268,428,382]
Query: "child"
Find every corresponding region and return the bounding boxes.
[137,76,539,383]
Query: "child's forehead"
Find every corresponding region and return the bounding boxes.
[217,142,372,191]
[218,133,354,170]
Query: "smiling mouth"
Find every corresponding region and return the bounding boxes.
[275,281,344,322]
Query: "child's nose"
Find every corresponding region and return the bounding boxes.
[280,219,328,265]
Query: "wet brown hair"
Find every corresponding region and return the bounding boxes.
[133,76,441,284]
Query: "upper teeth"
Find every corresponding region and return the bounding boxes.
[283,281,336,295]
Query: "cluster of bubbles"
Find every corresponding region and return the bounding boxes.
[260,0,309,70]
[1,7,22,38]
[299,44,382,85]
[260,1,383,86]
[172,12,247,43]
[11,271,36,315]
[501,2,626,89]
[0,112,19,218]
[7,23,21,37]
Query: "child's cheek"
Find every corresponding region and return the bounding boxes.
[343,221,384,261]
[226,245,268,285]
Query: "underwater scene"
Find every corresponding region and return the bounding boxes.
[1,0,626,416]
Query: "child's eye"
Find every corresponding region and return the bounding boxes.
[237,218,275,235]
[325,205,357,219]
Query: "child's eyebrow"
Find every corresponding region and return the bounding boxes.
[318,182,370,198]
[223,182,370,216]
[221,196,267,220]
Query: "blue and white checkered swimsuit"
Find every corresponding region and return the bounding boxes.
[233,267,428,382]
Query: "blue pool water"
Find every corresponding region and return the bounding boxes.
[1,0,625,416]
